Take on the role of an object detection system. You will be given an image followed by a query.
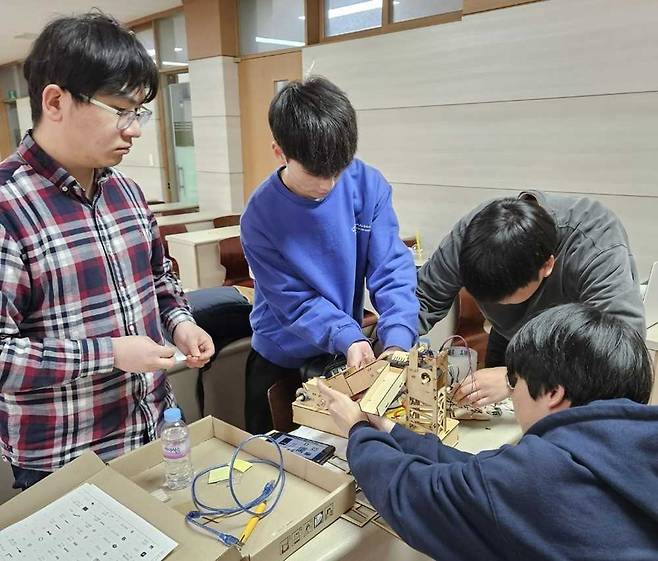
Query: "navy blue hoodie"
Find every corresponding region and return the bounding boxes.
[347,399,658,560]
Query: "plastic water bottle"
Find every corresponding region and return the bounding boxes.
[160,407,193,490]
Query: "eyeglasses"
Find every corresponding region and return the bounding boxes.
[81,95,152,131]
[505,370,518,391]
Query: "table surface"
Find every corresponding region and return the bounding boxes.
[155,210,220,227]
[149,201,199,214]
[164,225,241,246]
[288,402,521,561]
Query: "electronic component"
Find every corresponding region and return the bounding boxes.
[269,432,336,465]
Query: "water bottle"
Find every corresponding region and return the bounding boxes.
[160,407,193,490]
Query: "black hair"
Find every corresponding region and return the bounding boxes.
[23,11,159,125]
[268,76,358,178]
[459,198,558,302]
[506,304,653,406]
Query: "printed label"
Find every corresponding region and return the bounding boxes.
[162,441,189,460]
[352,223,372,233]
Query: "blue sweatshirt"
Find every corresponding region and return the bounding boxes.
[241,159,418,368]
[347,399,658,561]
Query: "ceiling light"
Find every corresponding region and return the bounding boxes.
[174,47,183,52]
[254,36,305,47]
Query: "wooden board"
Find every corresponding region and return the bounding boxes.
[344,360,388,395]
[292,401,344,438]
[439,417,460,447]
[358,93,658,198]
[359,366,406,416]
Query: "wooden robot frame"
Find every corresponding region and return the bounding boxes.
[292,345,459,445]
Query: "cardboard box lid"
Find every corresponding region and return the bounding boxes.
[110,416,355,561]
[0,451,233,561]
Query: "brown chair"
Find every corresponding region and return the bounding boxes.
[159,224,187,277]
[213,214,241,228]
[362,309,378,330]
[218,236,254,288]
[267,372,304,433]
[401,236,416,248]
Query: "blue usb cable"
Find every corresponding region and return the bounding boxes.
[185,434,286,547]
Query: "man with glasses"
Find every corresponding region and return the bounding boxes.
[0,12,213,489]
[319,304,658,560]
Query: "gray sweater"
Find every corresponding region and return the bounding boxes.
[417,191,646,340]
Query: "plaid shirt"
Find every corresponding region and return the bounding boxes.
[0,133,194,471]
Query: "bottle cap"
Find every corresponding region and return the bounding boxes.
[164,407,182,423]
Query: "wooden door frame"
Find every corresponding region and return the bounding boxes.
[238,50,303,203]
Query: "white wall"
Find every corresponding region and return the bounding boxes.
[303,0,658,278]
[115,100,167,203]
[15,96,31,138]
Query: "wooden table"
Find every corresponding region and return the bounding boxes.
[289,405,521,561]
[149,201,199,216]
[166,225,241,290]
[156,210,219,232]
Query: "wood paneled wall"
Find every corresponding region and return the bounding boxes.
[239,51,302,201]
[183,0,238,59]
[302,0,658,277]
[0,104,13,160]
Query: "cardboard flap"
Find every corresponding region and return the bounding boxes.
[0,451,105,528]
[86,467,230,561]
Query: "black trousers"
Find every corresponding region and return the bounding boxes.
[11,465,50,490]
[244,349,345,434]
[245,349,300,435]
[187,286,253,360]
[187,286,253,413]
[484,328,510,368]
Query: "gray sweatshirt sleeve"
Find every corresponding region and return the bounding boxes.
[416,219,468,335]
[576,244,646,338]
